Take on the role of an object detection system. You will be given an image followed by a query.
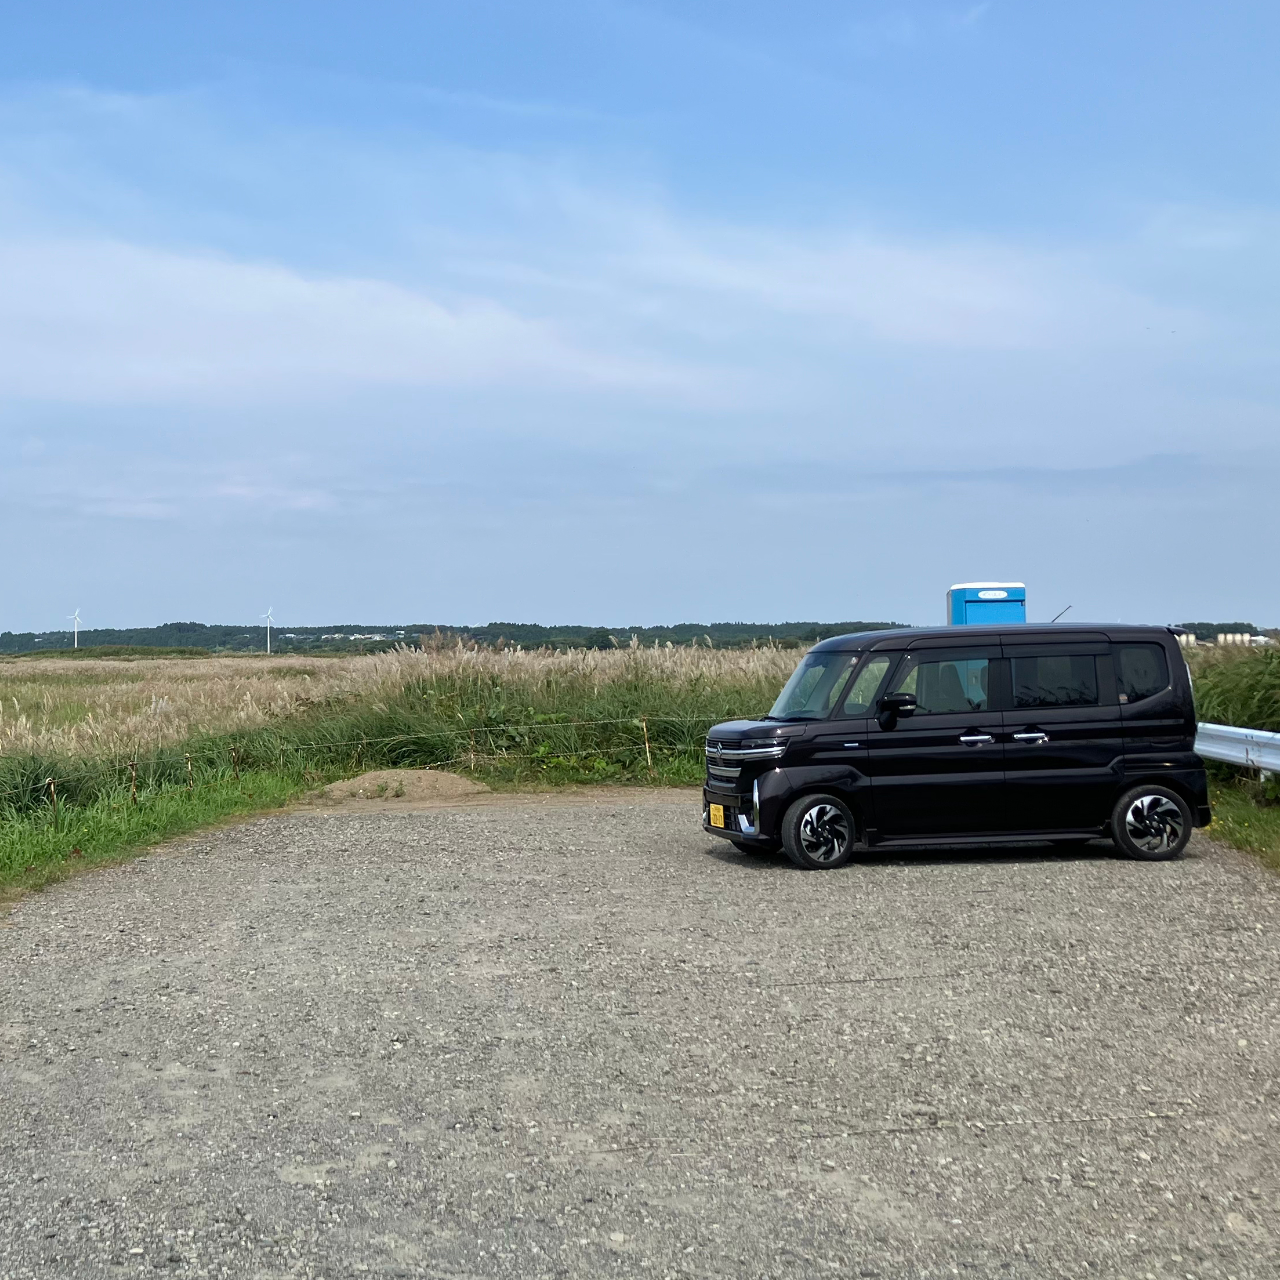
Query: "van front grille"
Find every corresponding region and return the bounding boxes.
[705,737,788,762]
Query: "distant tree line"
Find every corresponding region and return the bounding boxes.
[0,618,911,656]
[5,617,1267,657]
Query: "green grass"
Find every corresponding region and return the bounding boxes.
[1190,645,1280,732]
[0,769,308,897]
[215,664,767,786]
[1207,780,1280,873]
[1188,647,1280,869]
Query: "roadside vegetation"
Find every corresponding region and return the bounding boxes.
[2,638,1278,896]
[1189,643,1280,732]
[1205,781,1280,873]
[0,643,795,893]
[1189,644,1280,867]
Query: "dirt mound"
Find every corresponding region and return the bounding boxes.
[313,769,489,805]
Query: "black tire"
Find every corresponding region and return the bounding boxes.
[780,793,858,870]
[1111,785,1192,861]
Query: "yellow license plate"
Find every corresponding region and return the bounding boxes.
[709,804,725,828]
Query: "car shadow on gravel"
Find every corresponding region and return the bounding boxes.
[702,837,1133,871]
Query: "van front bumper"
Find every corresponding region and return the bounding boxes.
[703,777,762,840]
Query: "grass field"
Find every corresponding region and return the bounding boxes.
[0,651,405,756]
[1,639,1277,894]
[0,642,795,892]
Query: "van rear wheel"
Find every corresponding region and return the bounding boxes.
[1111,785,1192,861]
[780,794,857,870]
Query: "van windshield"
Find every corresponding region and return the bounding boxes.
[768,651,857,720]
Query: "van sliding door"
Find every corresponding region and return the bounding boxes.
[1001,643,1122,833]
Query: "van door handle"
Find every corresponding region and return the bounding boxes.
[959,733,995,746]
[1012,731,1049,745]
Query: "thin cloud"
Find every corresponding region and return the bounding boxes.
[500,187,1202,354]
[83,499,180,520]
[212,481,335,511]
[957,3,992,27]
[0,236,702,404]
[0,216,1197,414]
[0,83,1206,412]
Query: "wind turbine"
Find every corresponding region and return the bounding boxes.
[262,606,274,655]
[68,608,82,649]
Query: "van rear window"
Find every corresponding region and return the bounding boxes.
[1117,644,1169,703]
[1012,655,1099,708]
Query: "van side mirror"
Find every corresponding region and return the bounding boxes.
[877,692,916,727]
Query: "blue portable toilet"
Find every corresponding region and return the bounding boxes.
[947,582,1026,626]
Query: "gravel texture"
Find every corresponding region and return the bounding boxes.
[1,790,1277,1280]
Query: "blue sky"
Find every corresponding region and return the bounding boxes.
[2,1,1277,630]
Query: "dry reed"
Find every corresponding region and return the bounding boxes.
[0,642,801,759]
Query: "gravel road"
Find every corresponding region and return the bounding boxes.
[2,789,1277,1280]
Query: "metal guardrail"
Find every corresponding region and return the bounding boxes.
[1195,722,1280,773]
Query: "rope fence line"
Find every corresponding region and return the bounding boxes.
[0,711,752,768]
[390,742,703,773]
[0,739,709,799]
[0,732,720,786]
[0,712,745,810]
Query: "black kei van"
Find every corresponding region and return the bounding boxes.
[702,625,1209,869]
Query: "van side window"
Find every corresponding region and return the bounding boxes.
[841,655,891,716]
[890,656,989,714]
[1012,655,1098,708]
[1117,643,1169,703]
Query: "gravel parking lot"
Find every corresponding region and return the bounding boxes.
[2,788,1278,1280]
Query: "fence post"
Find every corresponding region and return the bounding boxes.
[642,717,654,775]
[46,777,57,822]
[129,760,138,805]
[185,754,194,793]
[231,748,240,782]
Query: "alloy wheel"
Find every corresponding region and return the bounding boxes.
[1123,794,1185,855]
[798,803,851,863]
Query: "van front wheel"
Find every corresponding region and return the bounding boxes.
[781,794,857,870]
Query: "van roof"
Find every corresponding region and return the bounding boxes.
[810,624,1183,653]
